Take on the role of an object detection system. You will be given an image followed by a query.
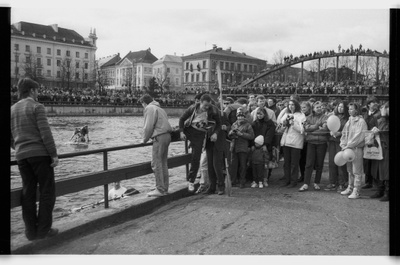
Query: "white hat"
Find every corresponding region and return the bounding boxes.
[255,135,264,146]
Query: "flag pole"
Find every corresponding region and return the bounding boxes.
[216,62,232,196]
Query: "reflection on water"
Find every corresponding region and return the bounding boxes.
[11,116,187,240]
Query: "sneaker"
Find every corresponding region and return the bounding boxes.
[188,182,195,192]
[348,188,360,199]
[259,182,264,188]
[218,190,225,195]
[251,181,258,188]
[147,189,165,197]
[195,184,207,194]
[37,228,59,239]
[299,184,308,192]
[340,186,353,195]
[313,183,321,190]
[324,184,337,191]
[263,180,269,187]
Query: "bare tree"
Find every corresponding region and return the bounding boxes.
[21,51,43,82]
[154,63,170,91]
[272,50,289,82]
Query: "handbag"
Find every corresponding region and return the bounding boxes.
[363,132,383,160]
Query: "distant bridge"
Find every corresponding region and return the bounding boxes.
[240,51,389,87]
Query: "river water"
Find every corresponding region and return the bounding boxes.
[10,116,187,239]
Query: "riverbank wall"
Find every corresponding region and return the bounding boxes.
[45,105,186,117]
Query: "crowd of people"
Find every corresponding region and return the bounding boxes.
[178,92,389,202]
[222,82,389,96]
[10,85,194,107]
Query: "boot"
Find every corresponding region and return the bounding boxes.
[370,190,384,198]
[340,186,352,196]
[348,188,360,199]
[380,191,389,201]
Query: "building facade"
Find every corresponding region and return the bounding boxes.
[11,21,97,89]
[152,54,183,92]
[182,46,267,93]
[111,48,158,90]
[97,53,121,89]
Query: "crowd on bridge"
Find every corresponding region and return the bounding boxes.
[281,44,388,65]
[177,92,389,203]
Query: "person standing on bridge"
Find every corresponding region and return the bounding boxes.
[139,94,173,197]
[11,77,59,241]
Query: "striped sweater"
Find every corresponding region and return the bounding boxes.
[11,98,57,161]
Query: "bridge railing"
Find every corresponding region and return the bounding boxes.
[10,139,191,209]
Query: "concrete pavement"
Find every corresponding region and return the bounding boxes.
[12,164,390,255]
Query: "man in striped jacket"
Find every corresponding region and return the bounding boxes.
[11,78,59,240]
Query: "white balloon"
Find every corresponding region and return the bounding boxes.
[342,149,355,162]
[327,115,340,133]
[334,151,347,166]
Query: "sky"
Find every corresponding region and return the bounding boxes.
[6,0,396,64]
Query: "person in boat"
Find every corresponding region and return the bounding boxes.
[70,125,89,143]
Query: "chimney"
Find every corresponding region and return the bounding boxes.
[212,44,217,49]
[227,47,231,52]
[50,24,58,33]
[147,47,151,52]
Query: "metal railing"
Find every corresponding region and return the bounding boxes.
[10,139,191,209]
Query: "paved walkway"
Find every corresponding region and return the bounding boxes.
[12,163,390,256]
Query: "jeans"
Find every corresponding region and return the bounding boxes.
[282,146,301,184]
[230,152,248,185]
[328,140,348,186]
[363,158,373,185]
[347,147,364,189]
[206,141,225,191]
[304,143,327,185]
[299,141,308,179]
[17,156,56,239]
[199,151,209,185]
[185,127,207,183]
[151,133,171,193]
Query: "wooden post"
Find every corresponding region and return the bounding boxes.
[103,151,109,209]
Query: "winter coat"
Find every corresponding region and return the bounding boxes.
[340,115,367,150]
[280,112,306,149]
[228,119,254,153]
[250,107,277,123]
[142,101,172,143]
[179,102,221,137]
[304,113,329,144]
[251,146,268,165]
[251,118,276,151]
[371,116,389,180]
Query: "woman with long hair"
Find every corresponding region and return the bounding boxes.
[325,101,350,192]
[279,99,306,188]
[298,101,312,183]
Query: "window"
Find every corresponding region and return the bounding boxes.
[254,66,257,73]
[57,49,61,56]
[186,62,189,70]
[57,60,61,67]
[231,63,234,70]
[202,72,206,82]
[66,60,70,67]
[225,62,229,70]
[203,60,206,69]
[85,53,88,59]
[75,72,79,79]
[15,55,19,62]
[37,69,42,76]
[66,50,70,57]
[237,63,241,71]
[220,61,224,70]
[185,73,189,82]
[26,56,31,63]
[47,70,51,76]
[84,73,88,80]
[244,64,247,72]
[57,71,60,78]
[175,78,179,86]
[249,65,253,72]
[191,73,194,82]
[37,47,41,54]
[76,52,80,58]
[85,62,88,69]
[37,58,41,65]
[196,73,200,82]
[167,68,170,73]
[47,59,51,66]
[25,45,30,52]
[47,48,51,55]
[76,62,80,68]
[14,44,19,51]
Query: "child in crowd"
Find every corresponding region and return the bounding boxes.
[250,135,269,188]
[228,107,255,188]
